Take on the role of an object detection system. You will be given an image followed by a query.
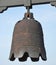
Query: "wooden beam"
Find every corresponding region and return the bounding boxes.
[0,0,56,13]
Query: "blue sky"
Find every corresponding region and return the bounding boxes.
[0,4,56,65]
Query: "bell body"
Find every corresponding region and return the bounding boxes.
[9,13,47,61]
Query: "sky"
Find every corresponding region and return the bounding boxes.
[0,4,56,65]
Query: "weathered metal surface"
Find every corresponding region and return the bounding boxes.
[9,13,47,62]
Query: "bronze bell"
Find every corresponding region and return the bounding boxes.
[9,12,47,62]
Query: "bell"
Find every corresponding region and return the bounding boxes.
[9,12,47,62]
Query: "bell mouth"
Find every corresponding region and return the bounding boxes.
[9,53,15,61]
[19,52,29,62]
[30,57,39,62]
[9,52,47,62]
